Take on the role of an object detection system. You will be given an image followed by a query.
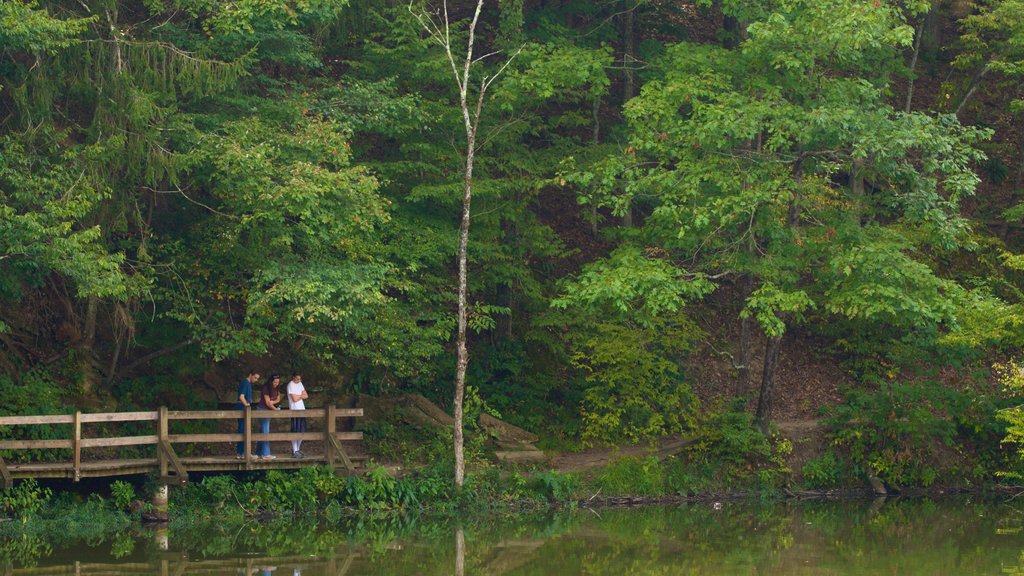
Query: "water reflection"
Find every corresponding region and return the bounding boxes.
[6,497,1024,575]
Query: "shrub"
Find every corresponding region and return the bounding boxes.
[529,470,580,501]
[341,465,417,510]
[594,456,665,496]
[827,379,1003,487]
[0,479,52,519]
[109,481,135,512]
[679,406,790,488]
[801,451,846,489]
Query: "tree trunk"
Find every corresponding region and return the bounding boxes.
[735,277,755,398]
[80,296,100,393]
[413,0,512,488]
[620,0,637,230]
[722,15,741,49]
[786,154,804,227]
[622,0,637,104]
[754,334,783,430]
[453,112,475,490]
[450,0,489,490]
[904,22,923,113]
[455,527,466,576]
[921,6,942,62]
[955,64,990,116]
[850,156,865,226]
[591,95,600,235]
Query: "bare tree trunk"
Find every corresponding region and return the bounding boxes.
[754,334,783,430]
[735,276,755,397]
[904,22,923,113]
[453,122,475,488]
[80,296,100,393]
[590,95,600,235]
[955,63,990,116]
[412,0,519,488]
[455,527,466,576]
[622,0,637,103]
[620,0,637,230]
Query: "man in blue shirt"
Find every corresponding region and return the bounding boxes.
[236,369,260,458]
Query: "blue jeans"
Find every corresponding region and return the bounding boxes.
[256,406,271,456]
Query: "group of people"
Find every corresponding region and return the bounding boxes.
[235,369,310,460]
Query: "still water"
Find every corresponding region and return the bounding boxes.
[6,497,1024,575]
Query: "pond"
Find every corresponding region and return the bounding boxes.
[6,497,1024,574]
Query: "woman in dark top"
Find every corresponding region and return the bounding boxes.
[256,374,282,459]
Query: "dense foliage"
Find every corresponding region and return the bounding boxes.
[3,0,1024,487]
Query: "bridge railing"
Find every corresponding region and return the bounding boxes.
[0,406,362,487]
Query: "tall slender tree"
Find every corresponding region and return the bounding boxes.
[411,0,519,486]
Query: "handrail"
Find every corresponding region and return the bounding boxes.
[0,406,364,487]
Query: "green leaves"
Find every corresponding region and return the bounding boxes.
[553,246,714,327]
[161,105,394,361]
[0,0,92,55]
[741,282,813,337]
[0,135,137,300]
[820,230,957,326]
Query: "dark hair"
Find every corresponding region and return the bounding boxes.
[292,372,301,378]
[247,368,258,376]
[269,374,281,382]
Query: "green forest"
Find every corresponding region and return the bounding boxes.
[3,0,1024,492]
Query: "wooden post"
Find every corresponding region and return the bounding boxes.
[158,407,168,478]
[157,406,186,484]
[244,405,253,470]
[0,454,11,489]
[72,411,81,482]
[325,405,336,468]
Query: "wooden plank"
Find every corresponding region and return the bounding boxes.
[244,406,252,469]
[6,461,74,472]
[80,435,159,448]
[0,408,353,426]
[72,411,81,482]
[167,409,256,420]
[493,450,547,464]
[178,455,366,465]
[158,407,168,478]
[166,431,362,443]
[158,439,187,484]
[0,414,74,425]
[168,408,337,419]
[79,411,159,423]
[79,458,156,470]
[167,433,244,443]
[327,431,355,475]
[78,465,156,479]
[243,410,324,420]
[325,405,336,468]
[0,453,11,489]
[0,439,73,449]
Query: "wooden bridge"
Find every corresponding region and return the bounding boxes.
[0,406,364,488]
[8,552,362,576]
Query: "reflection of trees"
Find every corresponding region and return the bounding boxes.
[9,499,1024,574]
[0,532,51,569]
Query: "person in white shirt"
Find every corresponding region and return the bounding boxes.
[286,372,308,458]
